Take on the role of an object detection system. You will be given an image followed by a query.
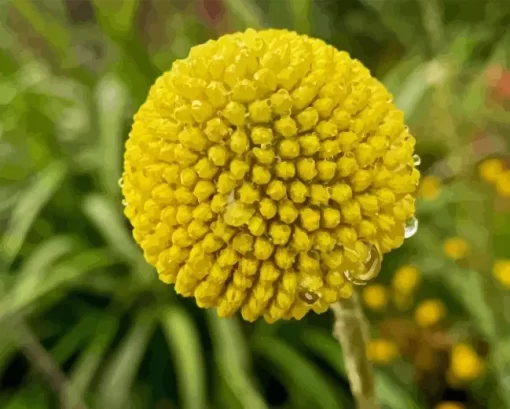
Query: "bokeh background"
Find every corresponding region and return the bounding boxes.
[1,0,510,408]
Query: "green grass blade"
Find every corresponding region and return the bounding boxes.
[0,161,67,267]
[206,312,267,409]
[97,310,157,409]
[290,0,311,34]
[252,335,341,409]
[82,194,139,264]
[299,328,424,409]
[161,307,207,409]
[10,236,74,306]
[70,314,120,397]
[95,75,128,197]
[0,248,113,322]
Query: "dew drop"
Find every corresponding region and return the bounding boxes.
[118,177,124,188]
[413,154,421,166]
[344,270,368,286]
[298,289,320,304]
[343,242,382,285]
[404,216,419,239]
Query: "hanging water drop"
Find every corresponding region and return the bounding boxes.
[404,216,419,238]
[413,154,421,166]
[344,270,368,286]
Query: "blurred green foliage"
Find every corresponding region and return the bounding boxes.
[1,0,510,408]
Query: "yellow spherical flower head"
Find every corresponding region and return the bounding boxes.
[448,343,485,383]
[121,29,420,322]
[418,175,441,201]
[392,265,421,294]
[362,284,388,311]
[414,299,446,328]
[435,402,465,409]
[493,259,510,288]
[478,158,504,183]
[366,338,399,365]
[443,237,470,261]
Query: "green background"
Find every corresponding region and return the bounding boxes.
[1,0,510,408]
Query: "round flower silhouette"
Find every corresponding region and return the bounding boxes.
[121,29,420,322]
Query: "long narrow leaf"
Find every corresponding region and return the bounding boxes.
[252,335,341,409]
[0,161,67,267]
[207,312,267,409]
[96,310,157,409]
[161,307,207,409]
[95,75,128,197]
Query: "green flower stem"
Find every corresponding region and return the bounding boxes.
[331,292,379,409]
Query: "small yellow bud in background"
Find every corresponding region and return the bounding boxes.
[443,237,470,260]
[448,343,485,383]
[362,284,388,311]
[478,158,504,183]
[414,299,446,328]
[418,175,441,201]
[392,265,421,294]
[366,339,399,365]
[496,170,510,197]
[493,259,510,288]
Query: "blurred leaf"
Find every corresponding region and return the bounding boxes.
[70,314,120,397]
[223,0,265,30]
[97,309,157,409]
[95,75,128,196]
[299,328,424,409]
[289,0,311,33]
[11,0,71,61]
[252,335,341,409]
[10,236,74,305]
[443,267,498,342]
[82,194,139,264]
[50,314,99,364]
[90,0,138,39]
[207,312,268,409]
[0,161,67,267]
[0,248,113,322]
[161,307,207,409]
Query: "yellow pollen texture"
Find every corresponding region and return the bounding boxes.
[121,28,419,323]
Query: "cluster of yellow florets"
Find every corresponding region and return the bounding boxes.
[121,28,420,322]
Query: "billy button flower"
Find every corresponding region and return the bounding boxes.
[121,29,420,323]
[478,157,504,184]
[443,237,470,261]
[418,175,441,201]
[414,299,446,328]
[493,259,510,288]
[366,338,399,365]
[447,343,485,385]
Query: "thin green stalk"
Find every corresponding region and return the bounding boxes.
[331,292,379,409]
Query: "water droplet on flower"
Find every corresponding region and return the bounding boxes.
[404,216,418,238]
[298,289,320,304]
[344,270,367,286]
[413,154,421,166]
[118,177,124,188]
[343,242,381,285]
